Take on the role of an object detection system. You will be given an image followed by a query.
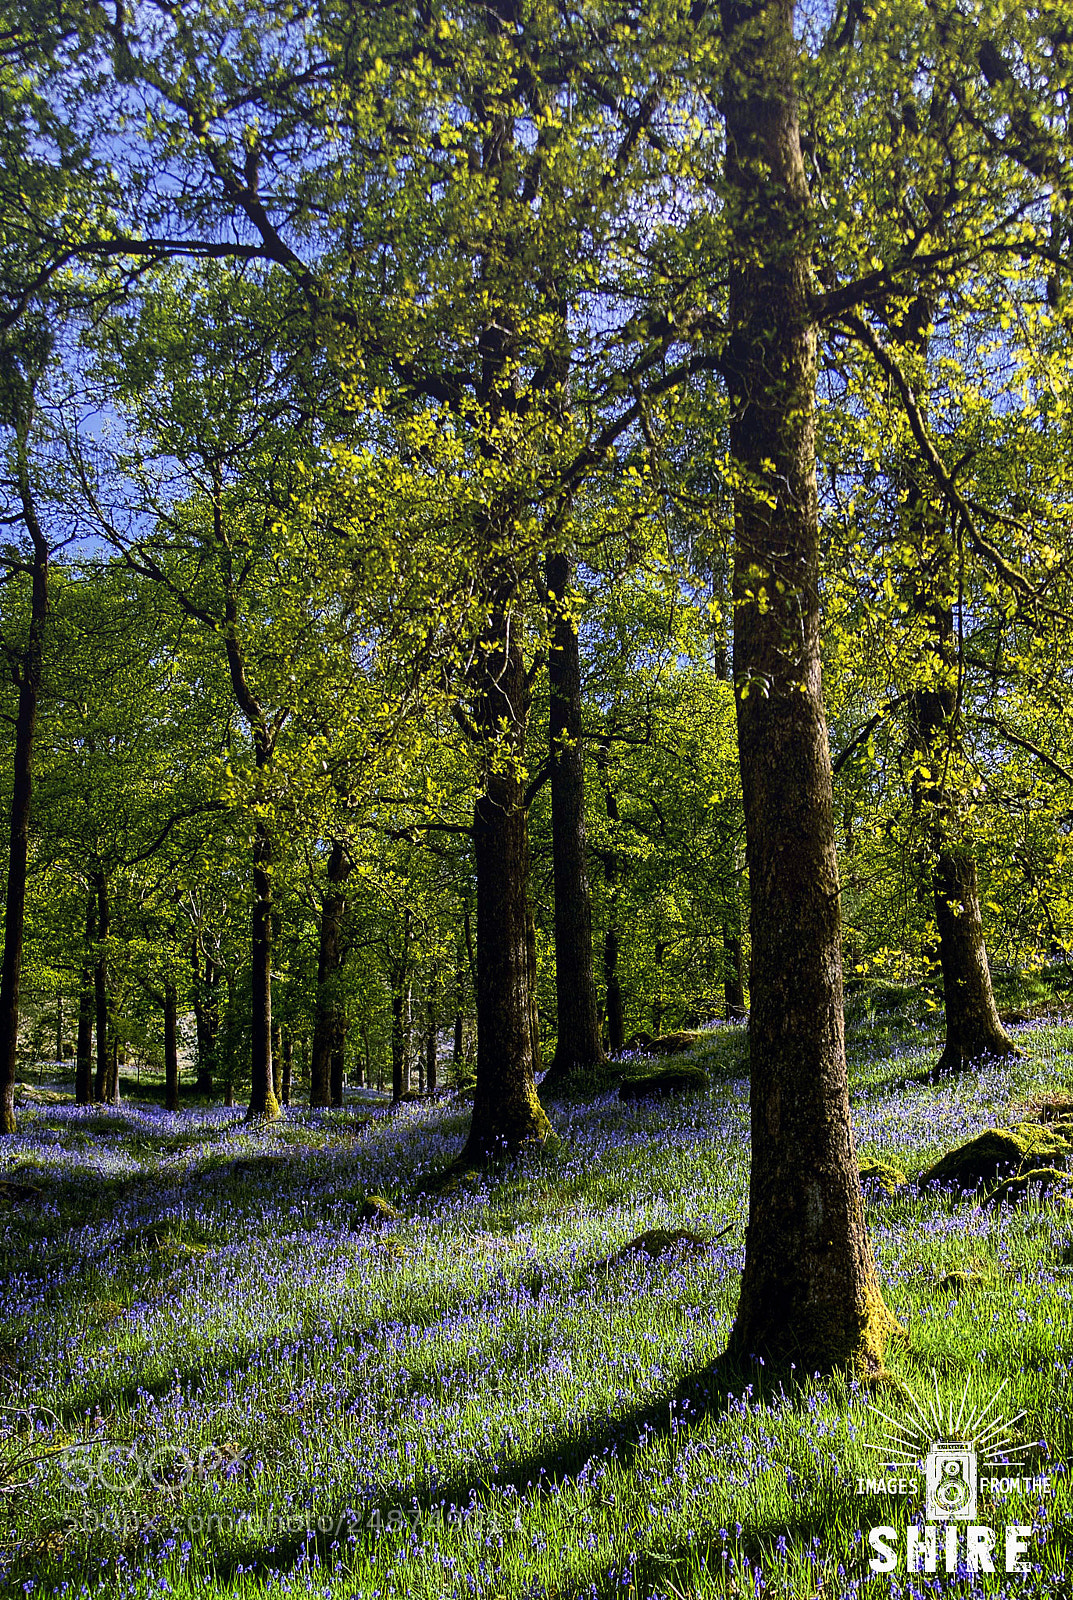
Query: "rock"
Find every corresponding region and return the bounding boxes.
[619,1064,709,1101]
[623,1031,700,1057]
[598,1228,710,1271]
[936,1268,989,1293]
[983,1168,1073,1210]
[917,1127,1069,1195]
[859,1158,907,1197]
[356,1194,403,1227]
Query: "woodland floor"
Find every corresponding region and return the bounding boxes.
[1,987,1072,1598]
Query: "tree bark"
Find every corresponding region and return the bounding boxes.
[330,1042,345,1106]
[310,839,351,1106]
[721,0,896,1371]
[272,1019,282,1103]
[542,548,604,1087]
[652,940,666,1036]
[909,651,1013,1072]
[723,902,746,1020]
[246,817,278,1118]
[75,893,96,1105]
[461,575,551,1161]
[0,423,48,1136]
[596,740,625,1053]
[92,868,116,1103]
[390,909,410,1103]
[163,978,179,1111]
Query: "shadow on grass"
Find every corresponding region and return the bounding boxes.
[199,1353,842,1588]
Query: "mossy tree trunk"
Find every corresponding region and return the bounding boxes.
[721,0,896,1371]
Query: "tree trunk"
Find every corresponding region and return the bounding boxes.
[461,573,552,1162]
[652,940,666,1037]
[330,1043,345,1106]
[894,299,1014,1078]
[281,1030,292,1106]
[391,981,406,1102]
[93,869,115,1103]
[597,742,625,1053]
[604,920,625,1053]
[909,653,1013,1073]
[163,978,179,1111]
[310,839,351,1106]
[464,771,552,1159]
[542,548,604,1087]
[192,942,218,1097]
[246,818,279,1119]
[75,893,96,1105]
[0,426,48,1137]
[105,1032,119,1104]
[526,902,542,1079]
[272,1019,282,1103]
[723,908,746,1020]
[721,0,895,1371]
[425,998,437,1095]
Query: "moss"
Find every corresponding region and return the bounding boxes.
[356,1195,403,1226]
[618,1063,710,1101]
[983,1167,1073,1210]
[918,1126,1069,1194]
[936,1268,990,1293]
[858,1158,907,1197]
[598,1228,711,1271]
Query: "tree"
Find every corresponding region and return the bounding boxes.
[0,322,54,1133]
[714,0,898,1369]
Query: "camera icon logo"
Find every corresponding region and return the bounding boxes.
[925,1442,977,1521]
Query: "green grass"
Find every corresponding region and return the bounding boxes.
[1,1013,1072,1598]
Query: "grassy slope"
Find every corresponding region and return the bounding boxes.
[1,1003,1071,1599]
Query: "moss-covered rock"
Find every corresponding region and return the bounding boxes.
[624,1031,702,1057]
[618,1064,709,1101]
[1011,1121,1071,1156]
[859,1158,907,1197]
[597,1228,710,1271]
[356,1194,403,1226]
[918,1127,1068,1194]
[936,1268,990,1293]
[983,1168,1073,1210]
